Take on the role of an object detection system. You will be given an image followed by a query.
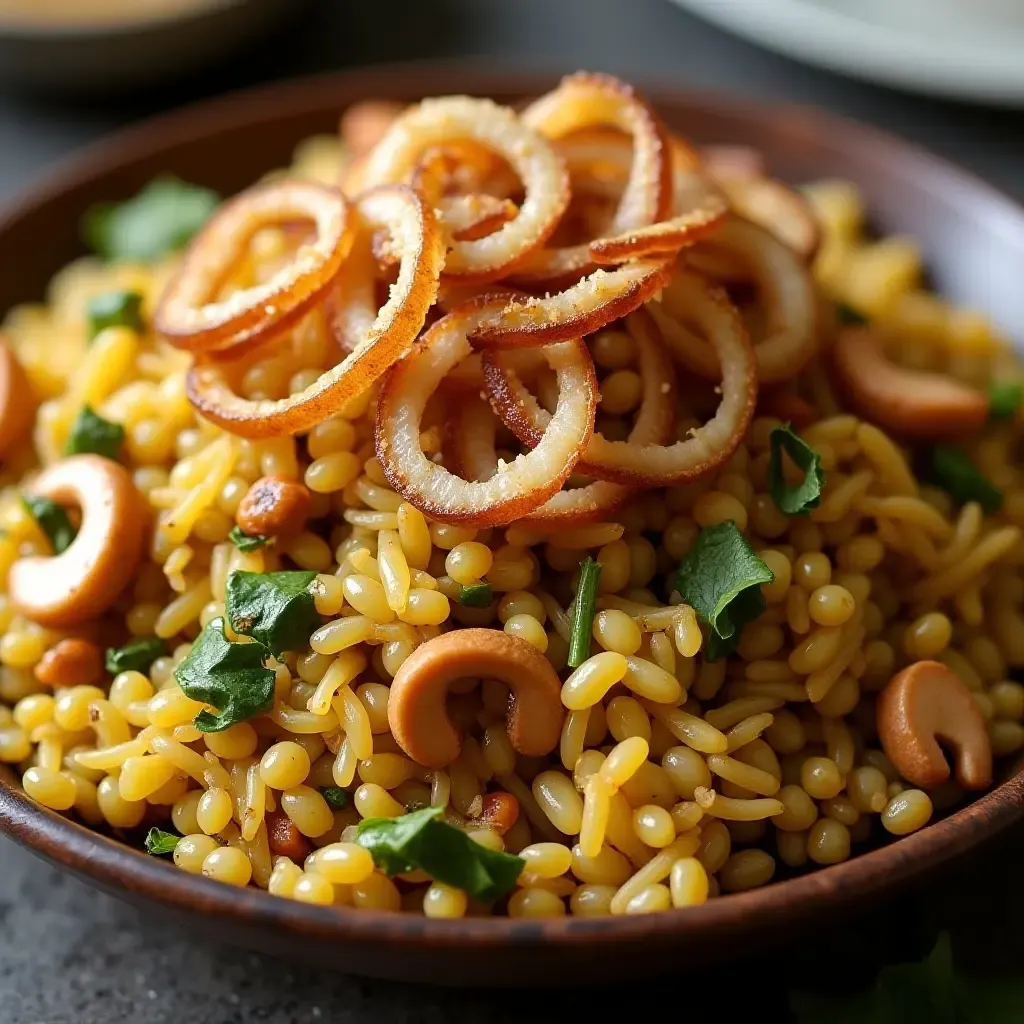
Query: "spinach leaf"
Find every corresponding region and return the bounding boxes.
[835,301,869,326]
[22,496,76,554]
[320,787,349,810]
[82,177,219,263]
[175,617,275,733]
[674,521,774,661]
[768,423,825,515]
[228,525,271,553]
[225,570,321,658]
[87,289,144,340]
[568,556,602,669]
[64,405,125,460]
[356,806,524,902]
[988,381,1022,421]
[144,827,179,856]
[457,581,493,607]
[927,445,1002,514]
[105,636,166,676]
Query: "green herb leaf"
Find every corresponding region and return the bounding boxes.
[988,381,1022,421]
[791,932,1024,1024]
[175,617,275,733]
[568,556,602,669]
[457,581,493,607]
[320,787,349,810]
[226,570,321,658]
[835,301,869,326]
[105,636,166,676]
[87,289,144,340]
[674,522,774,662]
[22,495,76,554]
[144,827,179,856]
[64,405,125,460]
[82,177,219,263]
[927,445,1002,514]
[228,525,271,553]
[356,806,525,902]
[768,423,825,515]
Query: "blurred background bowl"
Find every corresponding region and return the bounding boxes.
[0,0,301,94]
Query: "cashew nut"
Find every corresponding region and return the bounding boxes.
[877,660,993,790]
[388,628,564,768]
[0,336,35,458]
[9,455,146,627]
[831,326,988,439]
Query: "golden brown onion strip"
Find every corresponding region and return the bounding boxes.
[445,394,632,526]
[470,258,673,349]
[375,296,597,525]
[486,275,756,487]
[187,185,444,438]
[653,217,819,384]
[156,180,353,354]
[361,96,569,279]
[484,306,677,485]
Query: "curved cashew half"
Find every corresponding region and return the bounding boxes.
[0,336,34,458]
[388,628,564,768]
[9,455,146,627]
[831,326,988,439]
[877,660,993,790]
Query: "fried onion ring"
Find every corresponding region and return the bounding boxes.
[483,306,677,485]
[470,258,673,349]
[513,73,672,283]
[480,275,756,487]
[186,185,444,437]
[375,296,597,525]
[361,96,569,280]
[445,393,632,526]
[156,180,354,354]
[650,217,819,384]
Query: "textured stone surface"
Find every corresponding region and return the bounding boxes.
[1,0,1023,1019]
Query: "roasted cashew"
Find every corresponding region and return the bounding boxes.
[388,628,564,768]
[831,326,988,439]
[0,336,35,458]
[877,660,993,790]
[9,455,146,627]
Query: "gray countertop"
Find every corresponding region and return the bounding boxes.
[1,2,1023,1021]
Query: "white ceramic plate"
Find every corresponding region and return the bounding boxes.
[670,0,1024,106]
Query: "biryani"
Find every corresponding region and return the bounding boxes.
[0,73,1021,919]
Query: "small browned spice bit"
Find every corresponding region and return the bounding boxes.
[477,791,520,835]
[266,809,311,863]
[34,637,104,688]
[235,476,311,539]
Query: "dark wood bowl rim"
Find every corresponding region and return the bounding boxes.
[2,63,1024,950]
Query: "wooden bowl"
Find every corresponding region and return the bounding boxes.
[1,66,1023,987]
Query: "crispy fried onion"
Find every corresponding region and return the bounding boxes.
[470,257,673,349]
[360,96,569,279]
[186,185,444,437]
[483,306,677,485]
[375,295,598,525]
[649,216,819,385]
[514,73,672,282]
[445,392,633,525]
[156,180,354,354]
[484,294,754,487]
[701,153,820,262]
[590,138,728,264]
